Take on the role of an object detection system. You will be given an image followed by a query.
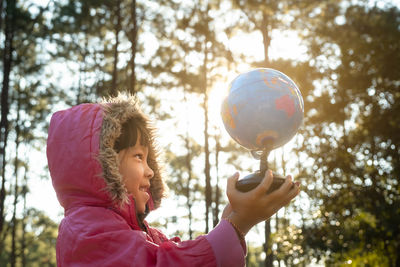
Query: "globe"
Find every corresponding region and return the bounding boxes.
[221,68,304,152]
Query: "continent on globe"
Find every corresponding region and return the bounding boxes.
[275,94,295,118]
[221,99,236,129]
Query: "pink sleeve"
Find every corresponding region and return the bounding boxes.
[58,213,246,266]
[58,217,217,266]
[205,219,247,267]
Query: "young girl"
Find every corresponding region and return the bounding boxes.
[47,94,300,266]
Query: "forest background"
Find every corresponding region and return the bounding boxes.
[0,0,399,266]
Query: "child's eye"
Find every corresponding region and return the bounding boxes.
[134,154,144,160]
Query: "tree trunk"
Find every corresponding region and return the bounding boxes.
[0,0,16,241]
[261,10,273,266]
[183,91,193,239]
[129,0,138,95]
[184,130,193,239]
[275,212,280,267]
[203,86,211,233]
[21,167,27,267]
[111,0,122,96]
[203,38,212,233]
[264,219,273,267]
[0,0,4,32]
[11,91,21,267]
[77,33,89,104]
[261,13,271,67]
[213,133,220,228]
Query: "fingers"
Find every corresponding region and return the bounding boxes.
[289,181,300,198]
[280,175,294,192]
[268,174,300,200]
[280,179,300,206]
[281,183,300,206]
[254,170,273,196]
[226,172,240,200]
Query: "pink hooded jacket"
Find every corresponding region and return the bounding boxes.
[47,96,246,266]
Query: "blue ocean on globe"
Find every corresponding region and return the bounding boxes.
[221,68,304,151]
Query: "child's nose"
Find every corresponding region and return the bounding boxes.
[146,165,154,179]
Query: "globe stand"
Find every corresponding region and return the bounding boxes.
[236,149,286,193]
[221,68,303,194]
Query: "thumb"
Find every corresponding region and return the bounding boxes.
[226,172,240,199]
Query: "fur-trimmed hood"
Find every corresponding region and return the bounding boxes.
[47,95,166,217]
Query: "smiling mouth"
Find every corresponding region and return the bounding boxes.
[139,186,149,192]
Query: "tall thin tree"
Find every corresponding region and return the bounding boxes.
[0,0,16,241]
[213,130,221,228]
[202,31,212,233]
[10,89,21,267]
[129,0,138,95]
[111,0,122,96]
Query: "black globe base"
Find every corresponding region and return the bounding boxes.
[235,148,290,194]
[236,171,286,193]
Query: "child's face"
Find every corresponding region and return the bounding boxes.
[118,138,154,214]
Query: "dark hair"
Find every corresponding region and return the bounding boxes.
[114,118,150,152]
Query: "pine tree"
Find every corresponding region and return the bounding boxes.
[298,2,400,265]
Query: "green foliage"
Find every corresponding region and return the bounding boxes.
[246,243,264,266]
[0,1,62,265]
[23,209,58,266]
[273,222,306,266]
[299,1,400,265]
[0,209,58,266]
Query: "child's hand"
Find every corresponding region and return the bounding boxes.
[221,203,233,220]
[226,170,300,235]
